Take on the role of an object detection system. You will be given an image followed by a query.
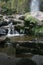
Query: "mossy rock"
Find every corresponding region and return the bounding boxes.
[25,16,39,24]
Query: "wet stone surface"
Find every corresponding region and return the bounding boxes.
[0,53,15,65]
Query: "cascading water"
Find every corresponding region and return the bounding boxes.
[30,0,39,13]
[8,23,14,34]
[30,0,43,21]
[7,22,19,37]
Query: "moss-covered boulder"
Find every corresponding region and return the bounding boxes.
[24,12,43,35]
[25,13,39,24]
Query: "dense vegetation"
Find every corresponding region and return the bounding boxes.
[24,14,39,35]
[0,0,43,14]
[0,0,30,14]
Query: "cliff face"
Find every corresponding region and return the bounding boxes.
[40,0,43,11]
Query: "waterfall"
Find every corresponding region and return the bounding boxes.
[8,22,14,34]
[30,0,39,13]
[7,22,19,37]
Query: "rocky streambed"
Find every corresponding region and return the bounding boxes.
[0,53,43,65]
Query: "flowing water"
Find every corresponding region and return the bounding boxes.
[7,22,19,37]
[30,0,39,13]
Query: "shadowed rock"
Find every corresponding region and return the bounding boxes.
[0,53,15,65]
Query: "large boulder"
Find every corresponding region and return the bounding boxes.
[25,11,43,25]
[24,11,43,35]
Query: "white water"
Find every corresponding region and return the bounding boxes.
[7,22,19,37]
[30,0,39,13]
[8,23,14,34]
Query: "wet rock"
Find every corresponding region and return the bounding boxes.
[0,53,15,65]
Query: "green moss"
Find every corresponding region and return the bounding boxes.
[25,15,38,24]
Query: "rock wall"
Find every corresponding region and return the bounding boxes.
[40,0,43,11]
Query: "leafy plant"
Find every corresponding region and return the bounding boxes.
[32,25,43,36]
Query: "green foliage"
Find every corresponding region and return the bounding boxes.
[6,9,16,15]
[0,0,43,13]
[1,7,16,14]
[24,13,43,36]
[0,0,30,14]
[24,14,39,28]
[1,0,9,2]
[25,15,38,24]
[32,25,43,36]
